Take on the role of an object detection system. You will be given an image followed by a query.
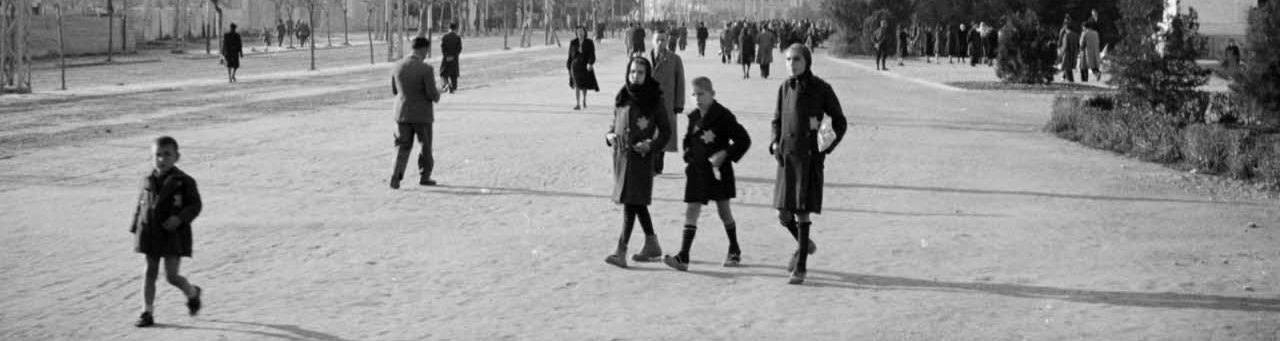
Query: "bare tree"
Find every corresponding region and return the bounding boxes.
[332,0,350,45]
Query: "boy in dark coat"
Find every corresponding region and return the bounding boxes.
[131,136,204,327]
[604,57,672,268]
[663,77,751,271]
[770,44,847,285]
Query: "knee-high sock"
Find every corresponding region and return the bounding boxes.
[796,222,811,272]
[678,225,697,260]
[724,222,741,254]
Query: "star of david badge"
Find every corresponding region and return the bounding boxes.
[809,116,822,131]
[636,116,651,130]
[700,130,716,144]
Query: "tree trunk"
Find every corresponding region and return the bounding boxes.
[310,2,316,70]
[367,7,375,63]
[343,8,349,45]
[122,2,129,51]
[326,8,332,46]
[107,0,115,62]
[57,4,66,90]
[385,0,394,61]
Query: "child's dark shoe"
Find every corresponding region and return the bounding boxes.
[134,312,154,327]
[722,251,741,267]
[187,286,202,316]
[631,235,662,262]
[663,254,689,271]
[788,270,806,285]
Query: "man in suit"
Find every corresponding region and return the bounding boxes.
[649,31,685,174]
[440,23,463,93]
[390,37,443,189]
[221,23,244,83]
[873,20,889,70]
[695,22,709,57]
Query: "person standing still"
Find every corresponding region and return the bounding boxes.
[873,20,889,70]
[441,23,463,93]
[221,23,243,83]
[770,44,848,285]
[389,37,442,189]
[276,19,287,47]
[649,31,685,175]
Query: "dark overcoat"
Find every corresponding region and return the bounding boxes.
[683,101,750,203]
[131,168,202,257]
[391,55,441,123]
[610,96,672,205]
[736,28,756,65]
[1060,29,1081,71]
[567,38,599,91]
[440,32,462,77]
[772,73,847,213]
[649,49,684,152]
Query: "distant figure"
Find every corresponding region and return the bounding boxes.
[568,26,599,110]
[756,23,776,78]
[389,37,442,189]
[1223,39,1242,69]
[737,24,756,78]
[873,20,889,70]
[1079,21,1101,82]
[130,136,205,327]
[1059,21,1081,82]
[628,23,647,57]
[440,23,463,93]
[221,23,244,83]
[695,22,709,57]
[296,21,311,46]
[276,19,286,47]
[650,31,685,174]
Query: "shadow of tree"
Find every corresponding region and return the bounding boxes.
[428,184,1001,218]
[682,261,1280,312]
[735,177,1269,207]
[156,318,422,341]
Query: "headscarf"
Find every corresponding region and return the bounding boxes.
[615,57,663,109]
[785,44,814,89]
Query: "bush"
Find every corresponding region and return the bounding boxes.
[1229,0,1280,126]
[822,0,872,55]
[856,9,894,56]
[1048,94,1280,186]
[1107,0,1211,124]
[995,10,1059,84]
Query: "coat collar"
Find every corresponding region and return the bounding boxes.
[690,101,727,130]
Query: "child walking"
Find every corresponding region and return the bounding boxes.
[604,57,673,268]
[663,77,751,271]
[130,136,204,327]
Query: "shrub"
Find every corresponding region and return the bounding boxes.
[995,10,1059,84]
[1230,0,1280,122]
[823,0,872,55]
[856,9,894,56]
[1107,0,1211,124]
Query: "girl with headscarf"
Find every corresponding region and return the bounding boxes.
[604,57,673,268]
[770,44,848,285]
[568,26,599,110]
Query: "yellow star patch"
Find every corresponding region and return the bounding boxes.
[636,116,650,130]
[700,130,716,144]
[809,116,822,131]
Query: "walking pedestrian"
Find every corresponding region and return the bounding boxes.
[770,44,848,285]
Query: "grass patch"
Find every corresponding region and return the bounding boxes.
[949,81,1116,94]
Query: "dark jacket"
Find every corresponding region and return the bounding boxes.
[391,55,441,123]
[222,31,242,58]
[771,72,847,213]
[567,38,599,91]
[683,101,750,203]
[1060,28,1081,70]
[132,168,202,257]
[609,84,672,205]
[441,31,462,77]
[696,26,709,41]
[629,27,647,56]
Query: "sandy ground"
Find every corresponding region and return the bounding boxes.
[1,35,1278,341]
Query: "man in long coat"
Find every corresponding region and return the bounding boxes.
[441,23,463,93]
[756,24,776,78]
[629,23,647,58]
[695,22,709,57]
[1078,21,1102,82]
[650,31,685,174]
[389,37,442,188]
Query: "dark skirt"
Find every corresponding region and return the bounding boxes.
[224,55,240,69]
[736,48,755,65]
[135,224,194,257]
[569,58,599,91]
[683,161,736,204]
[773,153,824,213]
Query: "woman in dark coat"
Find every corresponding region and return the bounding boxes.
[770,44,847,285]
[568,27,599,110]
[604,56,673,269]
[736,24,757,78]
